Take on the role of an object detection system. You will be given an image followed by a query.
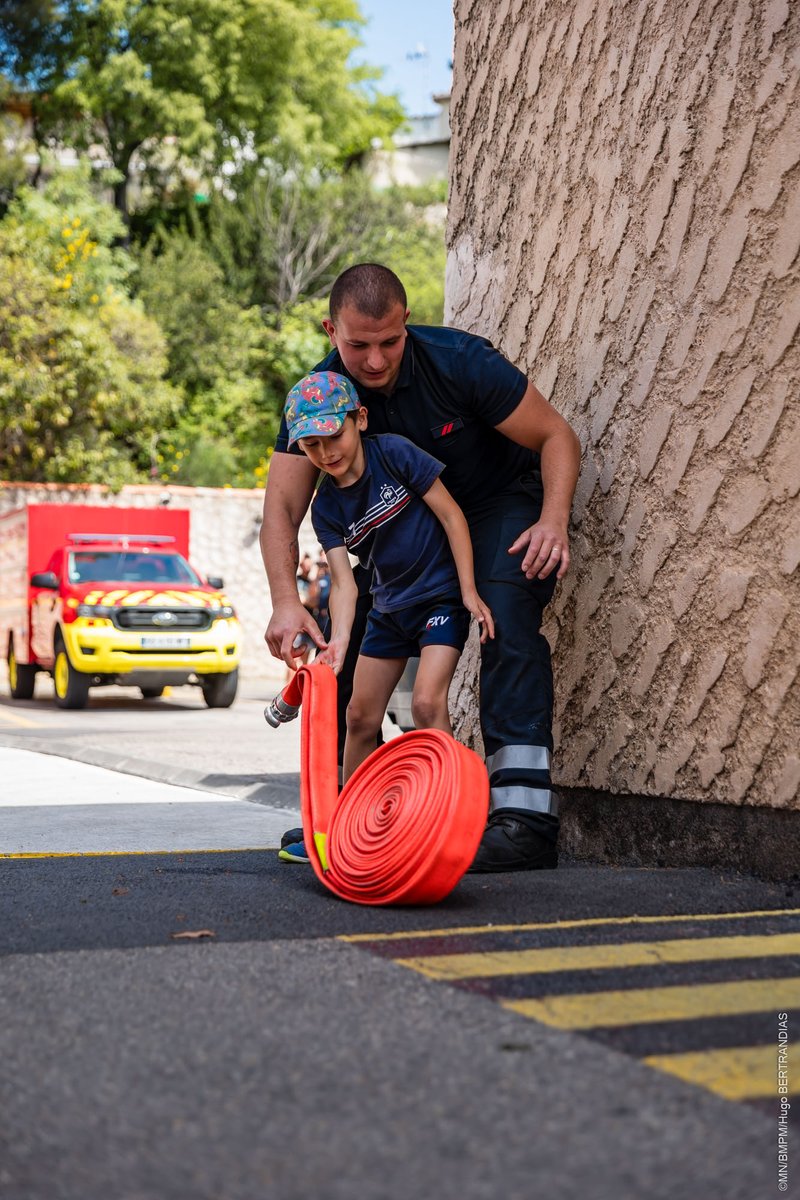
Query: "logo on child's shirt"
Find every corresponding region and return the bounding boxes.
[379,481,402,505]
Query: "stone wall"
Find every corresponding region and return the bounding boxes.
[447,0,799,809]
[0,481,319,679]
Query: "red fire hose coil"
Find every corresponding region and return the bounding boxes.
[282,662,488,906]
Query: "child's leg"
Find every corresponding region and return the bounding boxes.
[344,655,407,782]
[411,645,461,734]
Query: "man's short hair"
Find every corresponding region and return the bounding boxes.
[329,264,407,321]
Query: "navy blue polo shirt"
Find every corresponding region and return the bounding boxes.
[311,435,459,613]
[274,325,536,518]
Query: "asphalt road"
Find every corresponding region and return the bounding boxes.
[1,679,798,1199]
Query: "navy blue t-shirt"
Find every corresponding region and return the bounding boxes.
[274,325,535,519]
[311,435,459,613]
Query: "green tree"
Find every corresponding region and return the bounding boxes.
[0,0,404,221]
[206,169,446,321]
[132,170,446,484]
[135,227,279,485]
[0,79,33,214]
[0,171,178,485]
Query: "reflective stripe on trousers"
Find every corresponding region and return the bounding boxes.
[486,744,558,817]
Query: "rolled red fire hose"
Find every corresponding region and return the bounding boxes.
[280,662,488,906]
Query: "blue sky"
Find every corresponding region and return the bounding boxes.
[355,0,454,117]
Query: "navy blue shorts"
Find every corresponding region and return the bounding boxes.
[360,594,470,659]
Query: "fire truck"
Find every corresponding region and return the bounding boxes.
[0,504,242,709]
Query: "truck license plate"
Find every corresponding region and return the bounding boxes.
[140,636,191,649]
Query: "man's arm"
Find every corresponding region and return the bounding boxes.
[315,546,358,675]
[494,383,582,580]
[260,452,327,666]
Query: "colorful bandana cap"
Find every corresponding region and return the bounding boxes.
[285,371,362,446]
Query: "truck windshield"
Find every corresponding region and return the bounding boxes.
[68,551,202,586]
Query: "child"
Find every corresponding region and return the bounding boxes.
[278,370,494,864]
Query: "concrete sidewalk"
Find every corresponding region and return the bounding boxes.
[0,747,290,855]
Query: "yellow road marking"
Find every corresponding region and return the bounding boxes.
[643,1043,800,1101]
[502,977,800,1029]
[339,909,800,943]
[0,708,42,729]
[396,933,800,980]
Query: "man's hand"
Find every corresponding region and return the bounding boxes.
[266,598,327,669]
[508,520,571,580]
[494,384,581,581]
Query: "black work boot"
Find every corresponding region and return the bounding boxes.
[469,811,558,872]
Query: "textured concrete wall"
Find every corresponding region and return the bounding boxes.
[447,0,799,809]
[0,482,318,680]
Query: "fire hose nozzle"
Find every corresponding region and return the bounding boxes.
[264,633,314,727]
[264,691,301,728]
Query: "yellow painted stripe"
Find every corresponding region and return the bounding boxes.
[120,590,151,606]
[502,977,800,1029]
[396,933,800,980]
[0,708,42,729]
[99,589,129,605]
[644,1043,800,1101]
[314,831,329,871]
[339,908,800,943]
[0,846,276,859]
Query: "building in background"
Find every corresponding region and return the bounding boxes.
[366,93,450,189]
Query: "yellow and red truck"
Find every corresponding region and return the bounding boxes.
[0,504,242,709]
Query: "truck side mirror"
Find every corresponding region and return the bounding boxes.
[206,575,224,589]
[30,571,59,590]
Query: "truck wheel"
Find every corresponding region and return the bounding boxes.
[8,644,36,700]
[201,669,238,709]
[53,642,90,710]
[140,686,164,700]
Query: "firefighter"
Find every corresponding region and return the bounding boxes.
[261,264,581,872]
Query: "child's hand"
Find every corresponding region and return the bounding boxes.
[317,638,349,675]
[463,592,495,643]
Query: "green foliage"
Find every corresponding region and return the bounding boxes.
[0,79,32,214]
[136,228,263,394]
[167,437,238,489]
[204,168,446,324]
[0,172,178,486]
[3,0,404,216]
[373,205,446,327]
[0,111,28,214]
[263,301,331,388]
[134,226,279,486]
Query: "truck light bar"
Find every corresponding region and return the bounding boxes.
[67,534,177,545]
